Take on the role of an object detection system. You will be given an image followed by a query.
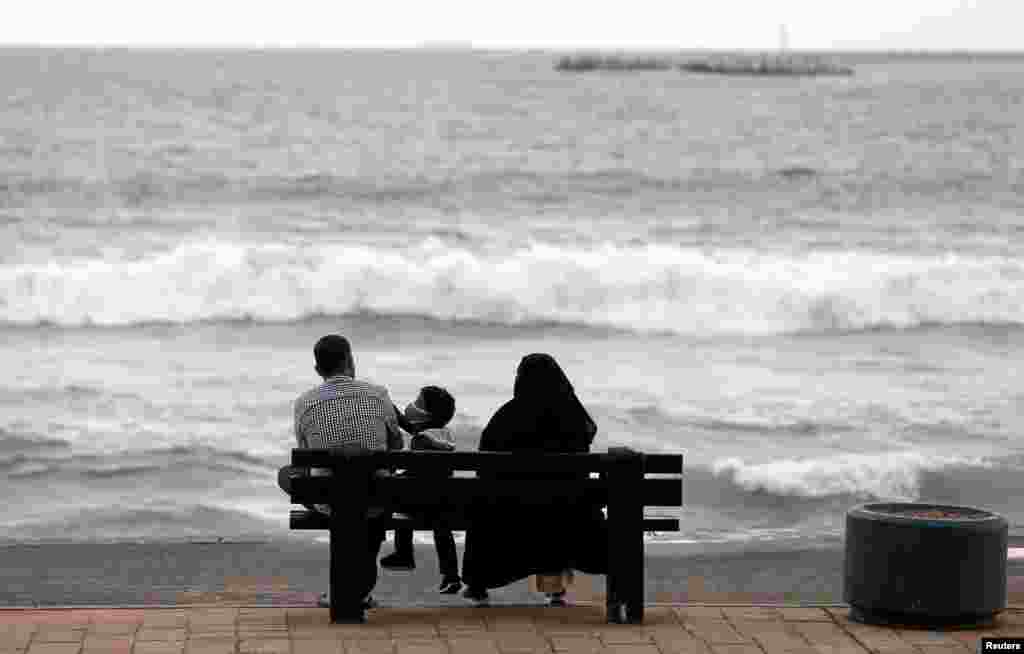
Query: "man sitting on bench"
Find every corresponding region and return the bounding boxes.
[276,334,405,609]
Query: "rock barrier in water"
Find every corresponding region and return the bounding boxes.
[554,53,854,76]
[679,55,854,76]
[555,55,674,72]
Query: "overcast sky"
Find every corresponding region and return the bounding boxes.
[1,0,1019,50]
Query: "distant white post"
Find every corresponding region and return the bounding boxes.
[779,24,790,52]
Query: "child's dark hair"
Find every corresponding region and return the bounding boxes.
[420,386,456,427]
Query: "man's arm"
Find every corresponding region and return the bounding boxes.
[393,402,417,434]
[411,430,456,451]
[294,399,303,447]
[294,394,326,449]
[303,431,328,450]
[384,399,405,451]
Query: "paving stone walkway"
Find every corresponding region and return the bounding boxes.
[1,604,1022,654]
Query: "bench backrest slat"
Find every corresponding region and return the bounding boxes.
[288,458,684,509]
[291,449,682,476]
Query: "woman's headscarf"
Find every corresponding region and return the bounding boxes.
[511,353,597,450]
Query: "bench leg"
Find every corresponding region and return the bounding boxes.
[606,566,619,623]
[625,585,644,624]
[606,448,645,624]
[622,530,645,623]
[330,505,368,623]
[605,562,628,624]
[606,551,644,624]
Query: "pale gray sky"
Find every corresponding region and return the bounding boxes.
[1,0,1020,50]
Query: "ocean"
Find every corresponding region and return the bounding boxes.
[1,48,1022,551]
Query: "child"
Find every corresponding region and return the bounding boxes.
[380,386,462,594]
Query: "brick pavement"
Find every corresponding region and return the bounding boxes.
[0,604,1022,654]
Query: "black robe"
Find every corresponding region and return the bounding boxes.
[460,391,608,590]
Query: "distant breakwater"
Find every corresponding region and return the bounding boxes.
[555,53,854,76]
[680,55,854,76]
[555,55,675,72]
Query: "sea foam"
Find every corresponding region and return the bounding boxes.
[2,239,1022,334]
[712,451,997,500]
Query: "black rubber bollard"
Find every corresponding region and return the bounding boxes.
[844,503,1007,627]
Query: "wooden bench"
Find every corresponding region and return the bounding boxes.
[287,446,683,624]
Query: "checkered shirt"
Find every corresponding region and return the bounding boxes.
[292,374,404,516]
[294,374,403,452]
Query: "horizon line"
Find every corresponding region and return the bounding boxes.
[2,42,1024,55]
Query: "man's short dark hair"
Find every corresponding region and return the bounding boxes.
[420,386,456,426]
[314,335,352,376]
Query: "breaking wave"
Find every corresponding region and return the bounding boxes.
[711,451,999,500]
[2,239,1023,334]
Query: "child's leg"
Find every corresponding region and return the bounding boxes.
[380,525,416,569]
[433,527,459,581]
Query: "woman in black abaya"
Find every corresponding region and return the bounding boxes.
[461,353,608,602]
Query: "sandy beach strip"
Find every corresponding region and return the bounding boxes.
[2,538,1023,608]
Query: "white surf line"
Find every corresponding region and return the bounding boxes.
[1009,548,1024,560]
